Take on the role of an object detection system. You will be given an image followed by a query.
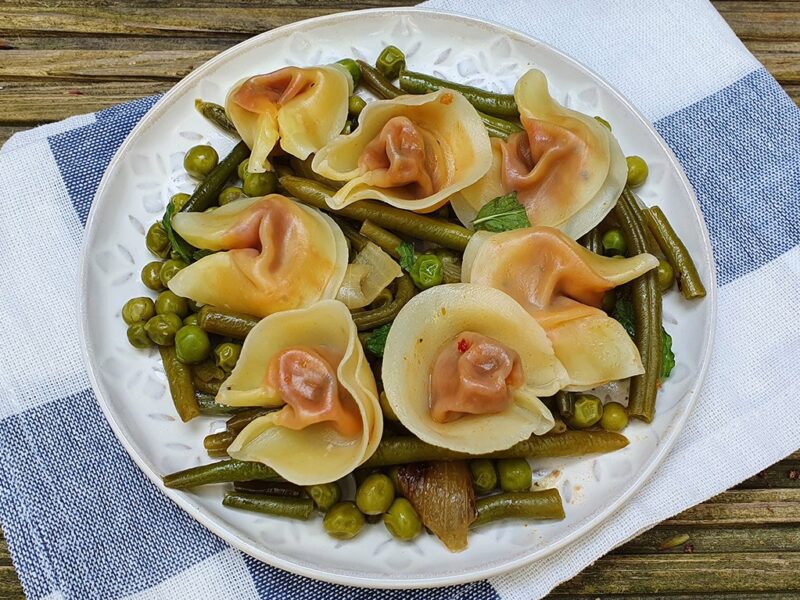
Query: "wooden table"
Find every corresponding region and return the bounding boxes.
[1,2,798,598]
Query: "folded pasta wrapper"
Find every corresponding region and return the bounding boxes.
[222,300,383,485]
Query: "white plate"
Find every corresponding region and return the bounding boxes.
[79,8,717,589]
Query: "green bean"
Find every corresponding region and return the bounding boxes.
[352,273,415,331]
[233,480,304,497]
[642,206,707,300]
[194,99,238,136]
[223,492,314,520]
[335,218,369,252]
[613,190,662,422]
[274,162,294,180]
[359,220,403,259]
[226,408,272,435]
[182,141,250,213]
[159,345,199,422]
[198,305,259,340]
[376,45,406,80]
[399,69,518,118]
[280,176,473,251]
[204,430,235,454]
[196,392,246,416]
[471,490,565,527]
[362,431,629,469]
[288,155,343,190]
[193,378,222,395]
[162,459,280,489]
[336,58,362,87]
[357,61,521,139]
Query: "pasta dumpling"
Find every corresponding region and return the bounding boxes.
[222,300,382,485]
[462,227,659,390]
[312,90,492,213]
[167,195,348,317]
[226,65,352,173]
[452,69,627,239]
[382,284,567,454]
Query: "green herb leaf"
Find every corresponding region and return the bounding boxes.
[611,298,636,338]
[472,192,530,232]
[162,202,195,264]
[397,242,416,272]
[365,323,392,357]
[660,328,675,380]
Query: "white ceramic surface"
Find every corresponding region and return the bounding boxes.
[79,8,717,589]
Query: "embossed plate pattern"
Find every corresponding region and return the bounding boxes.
[79,8,716,588]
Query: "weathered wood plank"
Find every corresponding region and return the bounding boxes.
[712,2,800,40]
[613,525,800,555]
[736,458,800,489]
[664,489,800,526]
[0,127,27,149]
[550,553,800,595]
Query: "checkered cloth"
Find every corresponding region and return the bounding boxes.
[1,1,798,598]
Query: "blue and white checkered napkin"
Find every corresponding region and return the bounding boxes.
[1,1,798,598]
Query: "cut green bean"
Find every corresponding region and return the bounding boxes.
[580,228,603,254]
[376,45,406,80]
[193,378,222,395]
[223,492,314,520]
[642,206,706,300]
[613,190,662,422]
[198,305,259,340]
[399,69,518,118]
[289,155,343,189]
[359,220,403,259]
[362,431,629,469]
[233,480,304,497]
[472,490,565,527]
[162,459,280,489]
[352,273,415,331]
[204,430,235,454]
[182,141,250,213]
[196,392,245,416]
[226,408,272,435]
[280,176,473,251]
[336,218,369,252]
[159,345,199,422]
[194,99,238,135]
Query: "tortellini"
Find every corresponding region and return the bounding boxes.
[312,90,493,213]
[167,195,348,317]
[382,284,566,454]
[452,69,627,239]
[222,300,382,485]
[462,226,659,390]
[226,65,352,173]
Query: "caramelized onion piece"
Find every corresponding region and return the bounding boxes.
[398,461,476,552]
[430,332,525,423]
[268,346,362,437]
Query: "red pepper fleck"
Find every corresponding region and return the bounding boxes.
[457,338,470,353]
[788,470,799,480]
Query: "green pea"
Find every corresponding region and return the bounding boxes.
[184,144,219,179]
[376,45,406,80]
[169,192,191,212]
[306,482,342,512]
[154,290,189,318]
[409,254,444,290]
[126,323,152,349]
[144,313,183,346]
[174,324,211,364]
[242,170,277,197]
[336,58,362,87]
[355,473,395,515]
[121,296,156,325]
[215,342,242,372]
[594,115,612,130]
[565,393,604,429]
[159,258,187,287]
[600,401,629,432]
[146,221,171,259]
[183,313,199,327]
[237,158,250,181]
[657,259,675,292]
[497,458,532,493]
[141,261,165,291]
[383,498,422,542]
[379,391,398,421]
[626,155,649,188]
[469,459,498,495]
[323,502,365,540]
[602,228,627,257]
[348,95,367,117]
[219,186,245,206]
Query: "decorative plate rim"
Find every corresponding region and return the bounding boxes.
[78,7,718,589]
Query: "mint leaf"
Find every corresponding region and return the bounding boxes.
[396,242,416,272]
[472,192,530,232]
[365,323,391,357]
[660,328,675,380]
[162,202,195,264]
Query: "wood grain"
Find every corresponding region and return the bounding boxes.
[1,2,799,599]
